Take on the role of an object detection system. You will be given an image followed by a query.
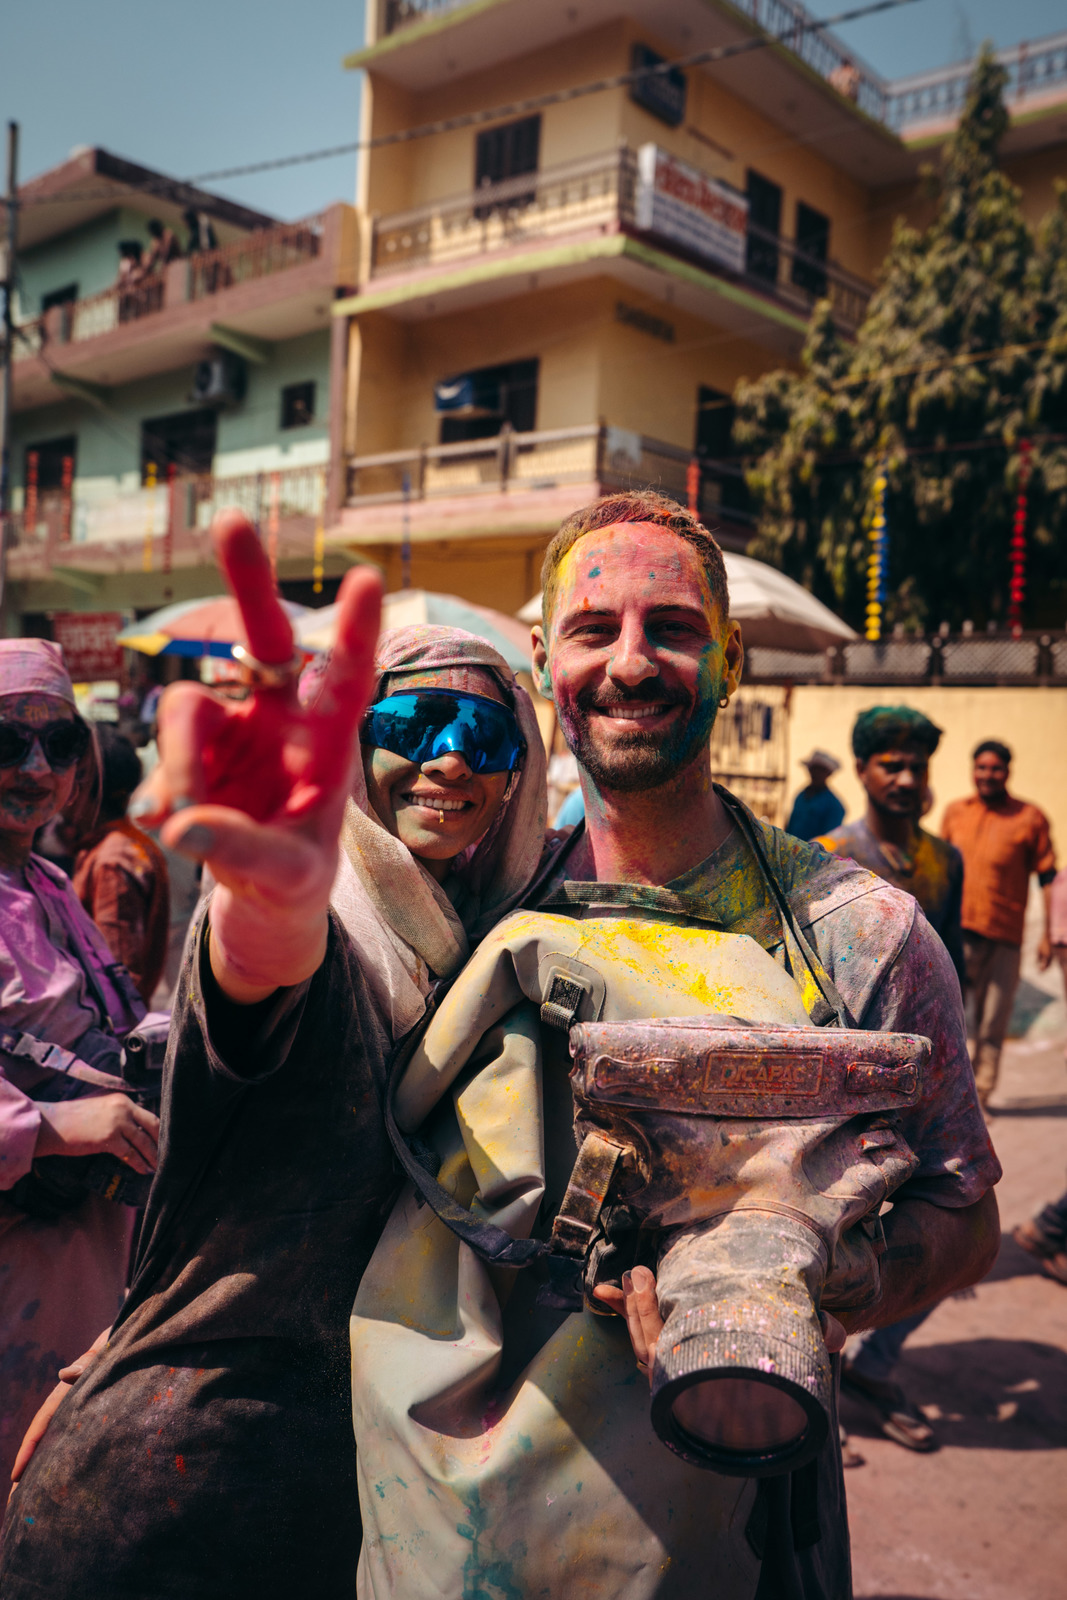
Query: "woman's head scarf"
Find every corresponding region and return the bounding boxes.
[304,625,546,990]
[0,638,102,833]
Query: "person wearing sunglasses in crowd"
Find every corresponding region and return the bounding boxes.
[0,641,161,1486]
[2,518,546,1600]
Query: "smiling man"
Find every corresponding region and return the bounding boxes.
[348,493,1002,1600]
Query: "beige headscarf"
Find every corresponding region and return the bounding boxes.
[305,626,547,1037]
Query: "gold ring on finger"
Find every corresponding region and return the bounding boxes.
[230,644,305,689]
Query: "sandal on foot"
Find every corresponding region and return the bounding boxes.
[1014,1220,1059,1261]
[841,1364,939,1453]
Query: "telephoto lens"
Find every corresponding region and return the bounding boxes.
[566,1017,929,1476]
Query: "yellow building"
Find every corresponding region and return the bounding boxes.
[329,1,1067,614]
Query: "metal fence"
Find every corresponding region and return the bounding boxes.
[885,28,1067,130]
[744,633,1067,685]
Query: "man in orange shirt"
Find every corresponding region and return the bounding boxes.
[942,740,1057,1107]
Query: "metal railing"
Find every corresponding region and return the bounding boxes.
[382,0,466,33]
[189,214,325,299]
[346,422,753,526]
[371,146,873,332]
[14,214,329,357]
[885,28,1067,131]
[744,632,1067,685]
[728,0,888,121]
[4,466,326,573]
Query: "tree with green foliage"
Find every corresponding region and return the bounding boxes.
[733,49,1067,633]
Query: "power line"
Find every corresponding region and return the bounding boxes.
[15,0,920,209]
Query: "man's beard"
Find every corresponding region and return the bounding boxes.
[561,679,719,794]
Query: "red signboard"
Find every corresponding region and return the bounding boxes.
[51,612,125,681]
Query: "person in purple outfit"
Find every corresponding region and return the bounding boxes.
[0,641,160,1482]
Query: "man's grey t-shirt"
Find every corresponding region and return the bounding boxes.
[530,811,1000,1600]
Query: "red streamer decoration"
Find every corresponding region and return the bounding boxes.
[1008,439,1032,637]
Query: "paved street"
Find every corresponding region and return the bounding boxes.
[846,976,1067,1600]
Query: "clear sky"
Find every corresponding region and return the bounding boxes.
[1,0,1063,222]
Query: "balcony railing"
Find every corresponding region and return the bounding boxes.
[346,422,752,529]
[371,147,873,333]
[886,28,1067,131]
[728,0,888,122]
[15,212,329,359]
[382,0,465,34]
[4,465,327,576]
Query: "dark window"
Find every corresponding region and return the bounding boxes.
[745,171,782,285]
[141,409,218,481]
[281,381,316,429]
[24,435,77,491]
[474,115,540,216]
[695,386,749,517]
[436,358,539,444]
[792,202,830,298]
[629,43,687,127]
[40,284,78,313]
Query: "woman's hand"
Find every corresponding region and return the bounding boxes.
[594,1267,848,1388]
[132,510,382,1002]
[35,1094,160,1175]
[9,1327,111,1488]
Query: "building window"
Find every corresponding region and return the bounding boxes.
[745,172,782,285]
[435,358,539,445]
[24,435,77,491]
[40,283,79,314]
[695,387,749,517]
[141,410,218,481]
[281,381,316,429]
[792,202,830,298]
[474,115,541,215]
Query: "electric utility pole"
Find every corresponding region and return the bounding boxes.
[0,121,19,633]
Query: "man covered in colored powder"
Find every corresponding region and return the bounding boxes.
[816,707,964,982]
[816,707,964,1455]
[942,739,1057,1107]
[348,493,1000,1600]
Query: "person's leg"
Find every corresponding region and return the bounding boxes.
[847,1306,936,1384]
[841,1307,939,1452]
[1014,1186,1067,1287]
[972,939,1021,1105]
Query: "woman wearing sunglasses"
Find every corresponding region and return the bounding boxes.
[0,641,161,1485]
[2,529,546,1600]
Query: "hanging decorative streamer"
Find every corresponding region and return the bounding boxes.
[268,471,281,585]
[865,465,888,642]
[312,471,326,595]
[142,461,157,573]
[60,456,75,545]
[1008,438,1032,638]
[24,451,39,540]
[163,462,177,599]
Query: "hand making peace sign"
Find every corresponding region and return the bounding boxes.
[133,509,382,1003]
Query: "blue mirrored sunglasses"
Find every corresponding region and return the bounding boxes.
[361,690,526,775]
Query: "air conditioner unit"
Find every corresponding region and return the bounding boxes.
[191,348,247,407]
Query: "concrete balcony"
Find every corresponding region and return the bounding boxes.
[12,206,359,410]
[365,147,873,339]
[333,422,753,552]
[6,466,330,590]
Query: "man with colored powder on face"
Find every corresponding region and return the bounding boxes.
[816,707,964,985]
[347,492,1001,1600]
[816,707,964,1457]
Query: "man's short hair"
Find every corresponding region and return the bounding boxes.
[852,705,943,762]
[540,490,729,627]
[973,739,1011,765]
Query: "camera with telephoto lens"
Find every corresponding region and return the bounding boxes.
[555,1017,928,1478]
[7,1017,170,1220]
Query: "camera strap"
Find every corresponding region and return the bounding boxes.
[714,787,851,1030]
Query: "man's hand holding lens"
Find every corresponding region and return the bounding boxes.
[132,510,382,1003]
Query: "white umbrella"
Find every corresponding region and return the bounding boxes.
[517,552,855,653]
[296,588,533,674]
